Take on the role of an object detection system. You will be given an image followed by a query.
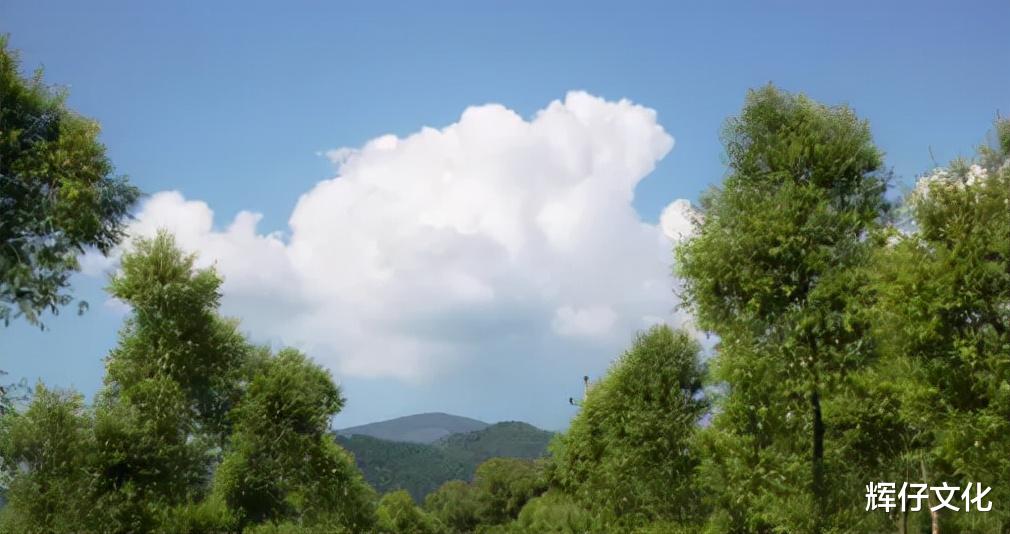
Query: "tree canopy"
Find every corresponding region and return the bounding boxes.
[676,85,890,532]
[0,36,139,327]
[551,325,706,529]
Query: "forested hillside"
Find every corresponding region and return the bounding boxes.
[337,421,553,501]
[336,434,471,501]
[435,422,552,462]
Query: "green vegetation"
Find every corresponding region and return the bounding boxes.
[2,41,1007,533]
[551,326,706,529]
[861,118,1010,533]
[376,490,441,534]
[0,233,376,533]
[0,36,139,328]
[337,421,553,502]
[335,434,472,502]
[435,422,552,462]
[423,457,549,533]
[677,85,891,532]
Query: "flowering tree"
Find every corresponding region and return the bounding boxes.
[869,118,1010,532]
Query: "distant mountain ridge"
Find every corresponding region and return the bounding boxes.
[335,412,489,444]
[434,421,552,460]
[333,416,554,501]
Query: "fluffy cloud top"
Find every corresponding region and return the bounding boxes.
[89,91,696,383]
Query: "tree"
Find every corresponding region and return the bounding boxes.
[550,325,706,529]
[867,118,1010,532]
[675,85,889,532]
[376,490,441,534]
[103,231,253,443]
[0,385,96,534]
[86,232,254,532]
[212,349,376,532]
[0,35,139,430]
[425,480,481,534]
[0,232,379,533]
[471,458,547,527]
[0,36,139,327]
[508,491,598,534]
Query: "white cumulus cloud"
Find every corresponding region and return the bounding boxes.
[88,91,697,383]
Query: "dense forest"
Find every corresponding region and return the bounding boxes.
[336,421,553,502]
[1,37,1009,534]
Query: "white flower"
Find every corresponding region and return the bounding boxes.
[964,164,988,187]
[912,168,948,201]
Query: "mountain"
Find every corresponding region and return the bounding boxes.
[335,419,554,501]
[434,421,553,463]
[334,434,471,501]
[335,412,489,444]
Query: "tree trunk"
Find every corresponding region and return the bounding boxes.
[811,387,825,529]
[920,459,940,534]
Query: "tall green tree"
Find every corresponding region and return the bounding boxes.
[0,36,139,327]
[212,349,377,532]
[551,325,706,530]
[676,86,889,532]
[103,231,253,442]
[88,232,254,532]
[867,119,1010,533]
[1,232,249,533]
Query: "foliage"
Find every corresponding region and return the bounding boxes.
[242,522,351,534]
[336,434,471,503]
[472,457,548,526]
[0,36,139,327]
[866,118,1010,532]
[675,85,890,533]
[212,349,377,531]
[105,232,253,441]
[0,385,95,533]
[0,372,30,417]
[420,457,547,533]
[154,497,236,534]
[425,480,481,534]
[434,422,552,462]
[551,325,706,529]
[0,234,375,534]
[376,490,441,534]
[509,491,598,534]
[82,232,252,532]
[337,421,552,502]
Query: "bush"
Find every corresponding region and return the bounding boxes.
[376,490,440,534]
[511,491,598,534]
[425,480,480,534]
[156,498,236,534]
[472,458,548,526]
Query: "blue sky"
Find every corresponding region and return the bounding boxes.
[2,0,1008,430]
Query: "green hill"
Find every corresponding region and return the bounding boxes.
[435,421,553,464]
[333,434,472,500]
[335,412,489,444]
[335,420,554,501]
